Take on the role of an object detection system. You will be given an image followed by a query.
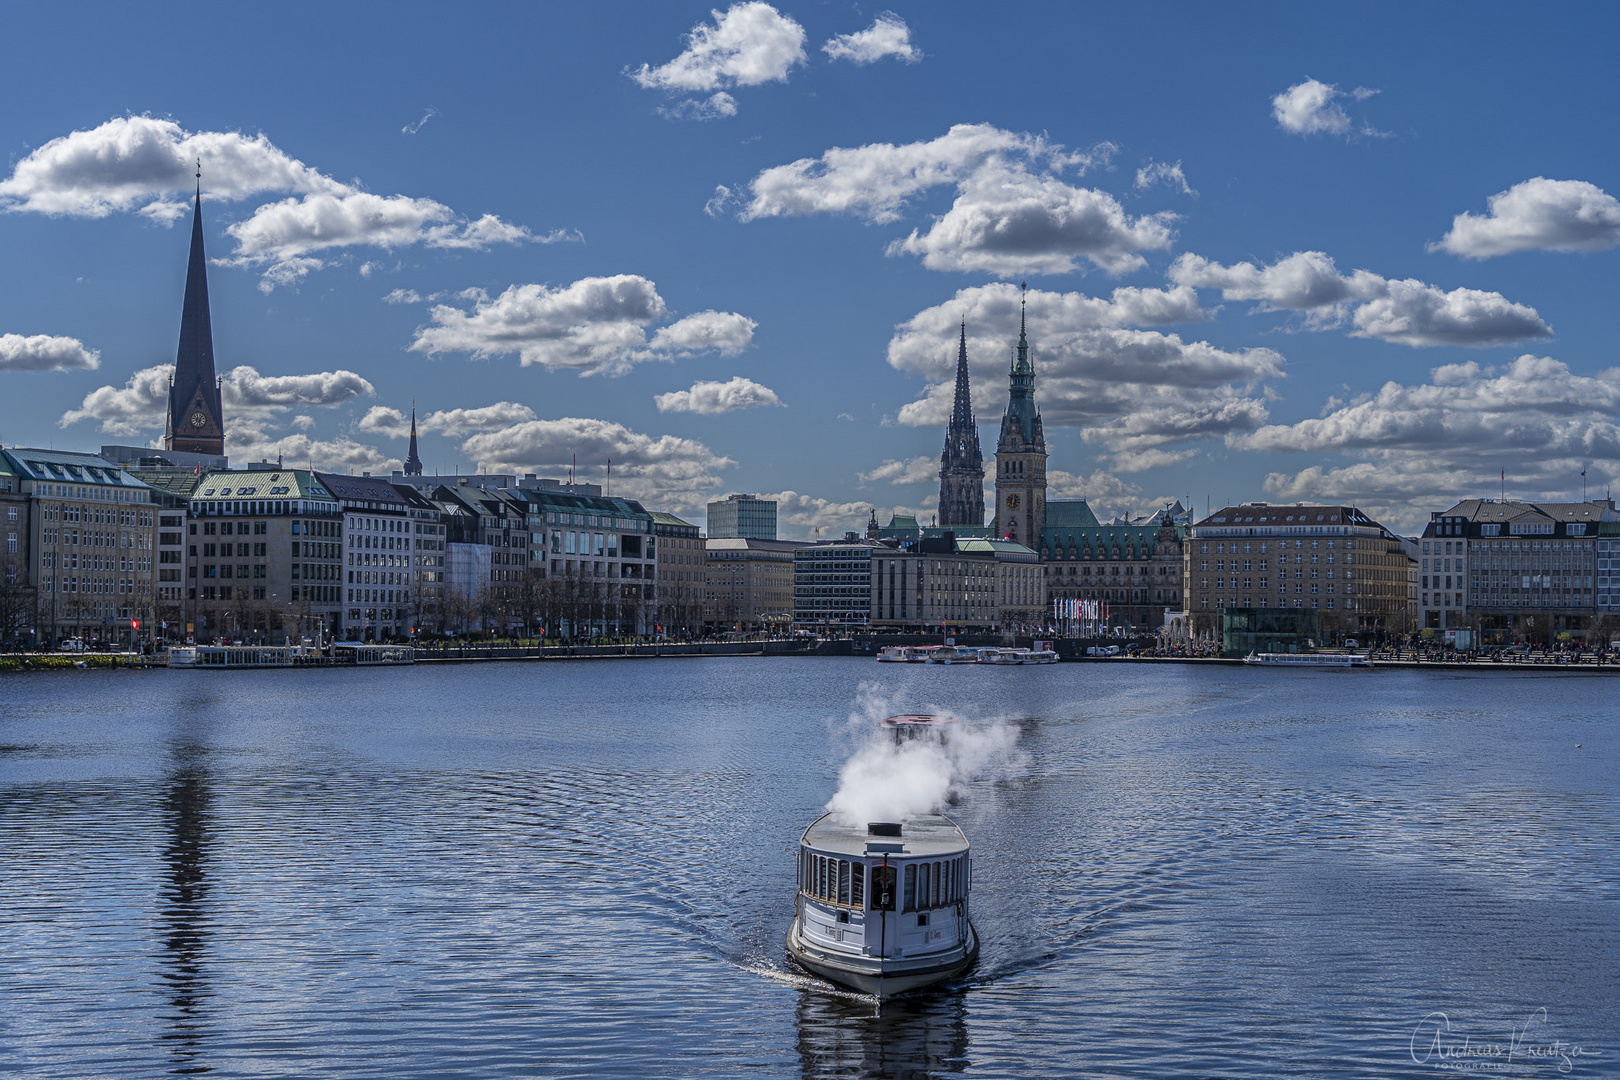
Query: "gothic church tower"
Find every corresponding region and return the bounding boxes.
[164,168,225,456]
[937,320,985,527]
[992,287,1046,547]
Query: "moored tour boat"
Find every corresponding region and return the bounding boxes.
[1242,651,1373,668]
[876,645,931,663]
[976,646,1059,665]
[924,645,980,665]
[787,814,978,999]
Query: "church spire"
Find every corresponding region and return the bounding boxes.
[950,318,975,429]
[937,316,985,528]
[404,401,424,476]
[164,160,225,456]
[1012,280,1032,375]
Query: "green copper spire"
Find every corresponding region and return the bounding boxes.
[1012,281,1032,374]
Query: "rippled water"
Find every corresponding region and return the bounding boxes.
[1,658,1614,1077]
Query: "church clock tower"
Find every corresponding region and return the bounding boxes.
[992,285,1046,549]
[164,165,225,457]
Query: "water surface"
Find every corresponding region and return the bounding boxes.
[1,658,1614,1077]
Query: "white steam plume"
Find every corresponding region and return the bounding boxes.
[825,684,1026,824]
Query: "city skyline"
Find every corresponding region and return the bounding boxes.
[3,3,1619,538]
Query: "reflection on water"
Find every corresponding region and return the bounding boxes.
[795,989,969,1080]
[157,737,212,1075]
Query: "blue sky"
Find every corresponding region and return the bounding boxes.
[4,2,1619,536]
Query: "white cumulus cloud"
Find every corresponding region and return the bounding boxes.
[359,401,539,440]
[1169,250,1551,347]
[629,2,806,118]
[1235,355,1620,529]
[1134,160,1196,197]
[0,332,100,371]
[1271,78,1382,138]
[408,274,755,376]
[735,124,1159,276]
[0,115,560,290]
[755,489,882,540]
[60,363,373,434]
[823,13,921,64]
[858,456,937,485]
[1432,177,1620,258]
[654,376,782,414]
[461,417,736,514]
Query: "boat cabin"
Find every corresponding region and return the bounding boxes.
[796,814,971,963]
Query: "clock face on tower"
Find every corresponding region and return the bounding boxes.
[1007,493,1021,510]
[190,411,207,428]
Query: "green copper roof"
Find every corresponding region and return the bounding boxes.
[193,469,334,501]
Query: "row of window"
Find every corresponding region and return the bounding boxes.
[1199,539,1349,554]
[799,853,968,913]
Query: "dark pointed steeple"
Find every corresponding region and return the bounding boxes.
[404,402,424,476]
[938,317,986,528]
[164,163,225,456]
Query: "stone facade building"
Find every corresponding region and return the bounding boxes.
[705,537,801,632]
[652,511,704,635]
[1418,498,1619,643]
[185,470,344,643]
[867,536,1042,633]
[1042,500,1186,630]
[3,448,156,646]
[1186,504,1414,638]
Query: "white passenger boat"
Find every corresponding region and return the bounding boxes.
[976,646,1058,665]
[1242,652,1373,668]
[876,646,931,663]
[924,645,980,665]
[787,814,979,1000]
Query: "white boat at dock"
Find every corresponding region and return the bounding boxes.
[924,645,981,665]
[1242,652,1373,668]
[787,814,978,1000]
[167,642,414,668]
[876,645,932,663]
[976,646,1058,665]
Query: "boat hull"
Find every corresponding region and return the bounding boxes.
[786,916,979,1000]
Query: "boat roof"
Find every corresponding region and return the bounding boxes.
[880,714,959,728]
[802,812,970,858]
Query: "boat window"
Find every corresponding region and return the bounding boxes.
[817,856,827,900]
[838,860,851,905]
[931,862,941,908]
[851,863,864,908]
[902,864,916,912]
[873,865,896,910]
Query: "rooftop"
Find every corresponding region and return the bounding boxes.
[3,448,148,490]
[193,469,333,501]
[802,812,970,859]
